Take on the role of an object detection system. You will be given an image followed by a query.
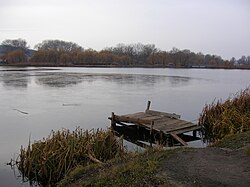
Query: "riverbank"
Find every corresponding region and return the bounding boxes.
[58,131,250,187]
[1,64,250,70]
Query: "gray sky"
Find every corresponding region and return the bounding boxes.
[0,0,249,59]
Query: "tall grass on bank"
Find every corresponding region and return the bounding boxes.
[16,127,124,186]
[199,87,250,143]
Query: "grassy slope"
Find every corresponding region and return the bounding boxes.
[57,149,175,187]
[212,131,250,157]
[212,131,250,149]
[58,131,250,187]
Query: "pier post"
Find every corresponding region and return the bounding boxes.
[150,121,154,147]
[193,130,197,138]
[146,100,151,111]
[111,112,116,129]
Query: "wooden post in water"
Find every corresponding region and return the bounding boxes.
[146,100,151,111]
[150,120,154,147]
[160,130,164,145]
[111,112,116,129]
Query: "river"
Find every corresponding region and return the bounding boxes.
[0,67,249,186]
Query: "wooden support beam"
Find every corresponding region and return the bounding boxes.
[150,121,154,147]
[170,133,188,146]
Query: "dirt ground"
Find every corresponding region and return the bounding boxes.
[158,147,250,187]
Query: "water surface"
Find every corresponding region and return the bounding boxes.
[0,67,249,186]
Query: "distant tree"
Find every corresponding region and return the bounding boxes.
[230,57,236,65]
[105,43,158,65]
[223,60,233,68]
[4,49,27,64]
[82,49,97,64]
[1,38,28,49]
[148,51,170,66]
[237,56,250,65]
[169,48,191,67]
[35,40,83,52]
[60,53,72,65]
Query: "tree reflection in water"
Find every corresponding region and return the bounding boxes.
[0,72,30,88]
[34,72,191,88]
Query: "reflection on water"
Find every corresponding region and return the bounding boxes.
[0,72,30,88]
[168,76,190,87]
[0,71,192,88]
[35,73,86,88]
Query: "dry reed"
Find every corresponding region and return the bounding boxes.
[16,127,124,186]
[199,87,250,143]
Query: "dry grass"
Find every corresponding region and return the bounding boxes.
[199,87,250,143]
[58,148,173,187]
[212,131,250,150]
[16,127,124,186]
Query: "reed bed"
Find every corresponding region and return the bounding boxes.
[16,127,124,186]
[199,87,250,143]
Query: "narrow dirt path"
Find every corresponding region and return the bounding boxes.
[158,147,250,186]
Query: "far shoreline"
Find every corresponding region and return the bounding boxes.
[1,64,250,70]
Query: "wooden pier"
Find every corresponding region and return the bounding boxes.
[109,101,201,147]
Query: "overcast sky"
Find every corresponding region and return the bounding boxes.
[0,0,249,59]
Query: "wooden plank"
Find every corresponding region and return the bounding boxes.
[170,133,188,146]
[146,110,181,119]
[165,122,197,131]
[172,122,195,129]
[161,125,198,133]
[141,115,164,121]
[156,118,187,126]
[154,118,178,126]
[154,120,194,130]
[114,115,151,125]
[167,125,201,135]
[153,123,198,134]
[154,117,174,123]
[153,118,175,127]
[122,112,147,118]
[123,114,153,121]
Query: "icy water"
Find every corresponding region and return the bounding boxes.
[0,67,249,186]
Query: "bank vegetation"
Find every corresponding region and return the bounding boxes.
[1,39,250,69]
[199,87,250,143]
[15,128,124,186]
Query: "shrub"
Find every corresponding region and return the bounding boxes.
[199,87,250,143]
[16,127,124,186]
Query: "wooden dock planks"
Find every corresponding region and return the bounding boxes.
[118,110,199,135]
[110,103,201,146]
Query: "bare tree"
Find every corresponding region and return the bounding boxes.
[2,38,28,49]
[35,40,83,52]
